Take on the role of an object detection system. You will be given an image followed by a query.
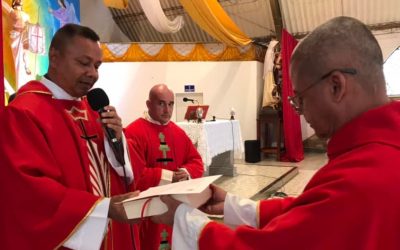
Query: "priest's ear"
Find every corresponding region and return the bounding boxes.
[328,71,348,104]
[49,47,61,69]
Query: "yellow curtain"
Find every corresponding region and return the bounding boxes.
[178,0,252,47]
[101,43,256,62]
[103,0,128,9]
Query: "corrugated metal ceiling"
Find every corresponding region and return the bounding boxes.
[281,0,400,37]
[109,0,400,44]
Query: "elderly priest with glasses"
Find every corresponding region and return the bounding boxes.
[150,16,400,250]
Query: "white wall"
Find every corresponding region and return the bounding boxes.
[95,61,264,142]
[80,0,130,42]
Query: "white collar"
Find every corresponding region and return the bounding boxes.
[145,113,170,126]
[41,76,81,101]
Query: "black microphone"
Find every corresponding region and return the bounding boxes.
[87,88,125,165]
[183,97,194,103]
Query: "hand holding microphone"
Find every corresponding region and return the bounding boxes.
[87,88,125,166]
[99,105,123,141]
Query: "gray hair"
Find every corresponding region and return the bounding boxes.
[291,16,383,85]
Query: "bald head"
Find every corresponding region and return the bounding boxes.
[149,84,174,100]
[289,16,389,139]
[291,16,384,92]
[147,84,175,124]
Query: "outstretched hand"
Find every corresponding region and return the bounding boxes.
[199,184,227,215]
[108,191,140,224]
[151,195,182,226]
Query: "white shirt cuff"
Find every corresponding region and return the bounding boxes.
[172,203,211,250]
[105,133,134,184]
[63,198,110,250]
[159,169,173,185]
[224,193,258,228]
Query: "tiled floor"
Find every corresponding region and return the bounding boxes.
[219,152,328,199]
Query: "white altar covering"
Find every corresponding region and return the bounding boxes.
[177,120,244,170]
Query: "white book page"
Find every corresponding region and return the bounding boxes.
[124,175,221,201]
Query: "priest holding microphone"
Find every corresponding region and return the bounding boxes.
[0,24,140,249]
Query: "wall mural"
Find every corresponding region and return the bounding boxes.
[2,0,80,101]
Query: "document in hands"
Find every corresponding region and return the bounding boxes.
[122,175,221,219]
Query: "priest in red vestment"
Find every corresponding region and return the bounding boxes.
[125,84,204,250]
[0,24,140,250]
[152,17,400,250]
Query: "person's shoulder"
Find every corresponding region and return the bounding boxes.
[127,117,147,128]
[125,118,148,133]
[9,81,52,111]
[168,121,184,131]
[168,122,190,137]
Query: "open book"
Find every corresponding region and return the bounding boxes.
[122,175,221,219]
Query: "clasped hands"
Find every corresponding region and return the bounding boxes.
[172,169,189,182]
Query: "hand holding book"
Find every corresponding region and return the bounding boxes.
[122,175,221,219]
[151,195,182,225]
[198,184,227,215]
[108,191,141,223]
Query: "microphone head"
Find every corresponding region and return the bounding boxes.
[183,97,189,102]
[87,88,109,111]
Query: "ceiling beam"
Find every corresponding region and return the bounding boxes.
[269,0,283,41]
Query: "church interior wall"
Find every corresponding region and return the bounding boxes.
[95,61,264,142]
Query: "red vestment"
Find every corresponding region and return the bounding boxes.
[0,81,139,250]
[198,101,400,250]
[125,118,204,250]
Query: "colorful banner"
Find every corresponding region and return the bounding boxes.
[2,0,80,101]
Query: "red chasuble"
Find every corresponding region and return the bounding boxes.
[125,118,204,250]
[198,101,400,250]
[0,81,139,250]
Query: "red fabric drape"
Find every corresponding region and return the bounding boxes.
[0,5,4,109]
[280,29,304,162]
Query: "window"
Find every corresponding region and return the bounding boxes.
[384,46,400,97]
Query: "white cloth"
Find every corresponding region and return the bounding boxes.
[263,40,279,78]
[40,78,134,249]
[172,204,211,250]
[138,0,184,33]
[173,193,258,249]
[262,40,279,108]
[177,120,244,170]
[160,169,174,185]
[224,193,258,228]
[63,198,110,250]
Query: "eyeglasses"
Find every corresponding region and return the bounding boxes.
[288,68,357,113]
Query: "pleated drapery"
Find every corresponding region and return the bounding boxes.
[178,0,252,47]
[138,0,184,33]
[281,29,304,162]
[1,4,4,108]
[101,43,256,62]
[103,0,128,9]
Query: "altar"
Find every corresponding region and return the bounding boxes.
[177,120,244,176]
